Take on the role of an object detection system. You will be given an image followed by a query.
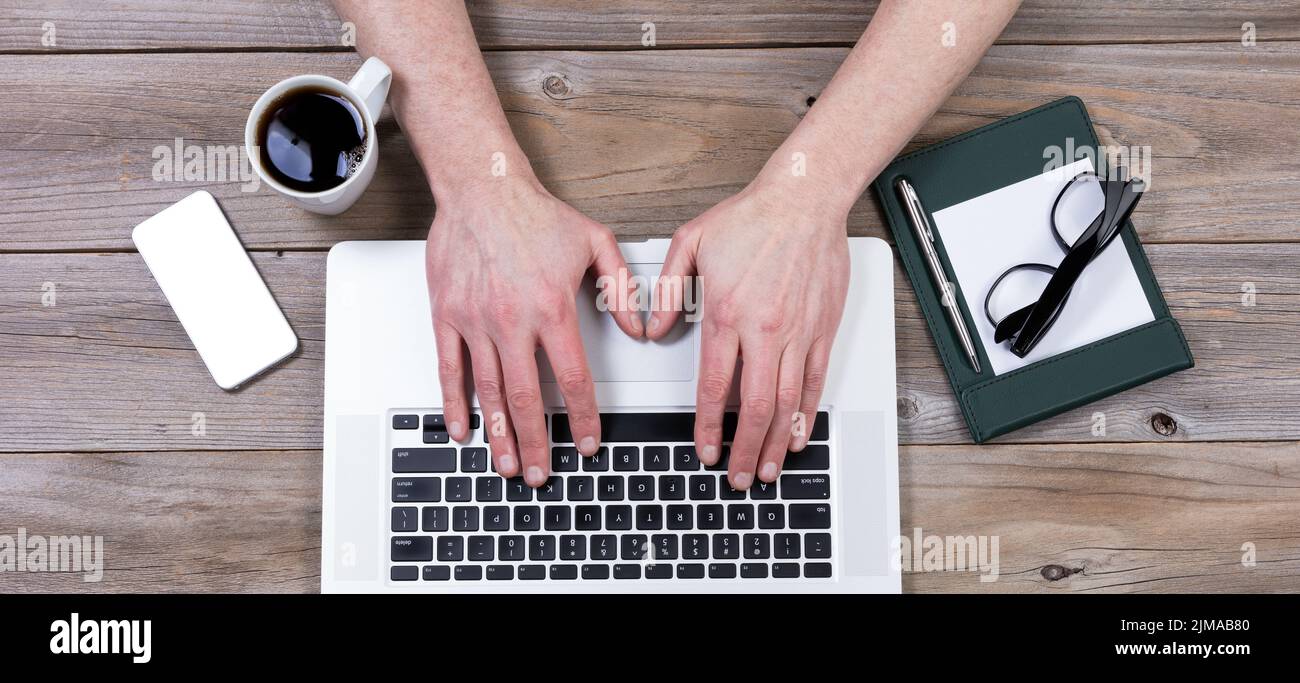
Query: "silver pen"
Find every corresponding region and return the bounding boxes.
[895,178,982,374]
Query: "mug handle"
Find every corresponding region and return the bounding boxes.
[348,57,392,122]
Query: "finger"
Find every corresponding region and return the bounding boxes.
[467,337,519,477]
[434,321,471,442]
[693,323,739,468]
[791,335,832,452]
[647,226,700,340]
[540,314,602,457]
[727,338,780,491]
[757,344,806,483]
[589,230,644,339]
[497,335,551,487]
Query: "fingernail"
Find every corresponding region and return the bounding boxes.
[649,317,661,333]
[449,421,463,437]
[498,454,517,474]
[579,436,597,455]
[701,445,717,465]
[630,316,643,335]
[760,462,778,482]
[526,465,546,487]
[733,471,753,490]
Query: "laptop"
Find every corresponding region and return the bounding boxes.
[321,237,900,593]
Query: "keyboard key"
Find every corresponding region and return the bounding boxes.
[590,535,617,560]
[514,506,540,531]
[436,536,463,562]
[689,475,716,500]
[658,475,685,500]
[423,414,446,431]
[676,563,705,579]
[727,504,755,529]
[643,446,670,471]
[455,565,482,581]
[392,536,433,562]
[545,505,572,531]
[713,534,739,559]
[804,562,833,578]
[575,505,602,530]
[651,534,678,560]
[529,535,555,561]
[422,565,450,581]
[552,447,579,472]
[683,534,709,560]
[445,476,472,502]
[468,535,494,561]
[811,412,829,441]
[614,564,641,579]
[498,535,525,561]
[506,478,532,501]
[486,565,514,580]
[470,413,481,430]
[613,446,639,471]
[452,506,479,531]
[805,533,832,559]
[553,535,582,560]
[567,476,594,501]
[722,412,739,442]
[772,563,800,578]
[605,505,632,530]
[780,474,830,499]
[629,475,655,501]
[621,534,649,560]
[708,563,737,579]
[774,533,801,559]
[790,504,831,529]
[674,445,700,471]
[391,565,418,581]
[744,533,770,559]
[697,504,724,529]
[476,477,502,502]
[666,505,693,530]
[582,564,610,580]
[598,476,624,501]
[392,477,440,503]
[422,430,450,444]
[740,563,768,579]
[550,564,578,580]
[554,412,695,443]
[393,414,419,430]
[392,448,455,473]
[422,506,448,532]
[461,447,489,473]
[636,504,663,530]
[758,504,785,529]
[583,447,609,472]
[704,445,731,471]
[537,477,564,502]
[645,564,673,579]
[785,444,829,470]
[391,506,418,532]
[719,475,746,500]
[751,480,777,500]
[519,565,545,580]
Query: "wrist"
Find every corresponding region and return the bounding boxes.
[423,146,543,209]
[745,158,856,226]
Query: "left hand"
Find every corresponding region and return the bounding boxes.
[647,180,850,490]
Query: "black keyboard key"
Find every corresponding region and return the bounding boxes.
[744,533,770,559]
[614,564,641,579]
[455,565,482,581]
[545,505,572,531]
[658,475,686,500]
[790,504,831,529]
[582,564,610,580]
[597,476,624,501]
[514,506,541,531]
[772,563,800,578]
[567,475,594,501]
[677,563,705,579]
[537,477,564,502]
[590,535,617,561]
[774,533,801,559]
[806,533,832,559]
[645,564,673,579]
[704,445,731,472]
[392,448,455,473]
[605,505,632,530]
[575,505,602,530]
[453,506,479,531]
[445,476,472,502]
[391,506,418,532]
[719,475,746,500]
[758,504,785,529]
[613,446,639,471]
[529,535,555,561]
[391,536,433,562]
[811,412,829,441]
[781,473,830,499]
[519,565,545,580]
[728,504,755,529]
[550,564,578,580]
[552,447,579,472]
[560,535,586,560]
[393,414,419,430]
[804,562,832,578]
[785,444,829,470]
[506,478,532,501]
[498,535,525,560]
[583,447,609,472]
[470,414,481,430]
[556,412,696,443]
[422,506,448,532]
[461,447,488,473]
[423,414,446,431]
[666,504,693,530]
[422,429,450,444]
[697,504,725,529]
[620,534,649,560]
[689,475,716,500]
[643,446,670,471]
[722,412,739,442]
[436,536,463,562]
[712,534,739,559]
[651,534,678,560]
[486,565,513,580]
[391,565,418,581]
[674,445,700,471]
[636,504,663,530]
[740,563,768,579]
[476,477,502,502]
[751,480,778,500]
[422,565,450,581]
[468,535,494,561]
[683,534,709,560]
[392,477,440,503]
[629,475,655,501]
[708,563,737,579]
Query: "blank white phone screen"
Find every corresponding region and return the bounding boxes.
[133,191,298,390]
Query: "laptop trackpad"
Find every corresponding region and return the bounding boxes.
[540,261,695,383]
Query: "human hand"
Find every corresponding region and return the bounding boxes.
[648,179,849,490]
[427,175,643,486]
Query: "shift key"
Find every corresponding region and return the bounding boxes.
[392,448,456,473]
[780,474,829,499]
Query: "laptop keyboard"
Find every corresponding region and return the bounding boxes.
[388,410,833,583]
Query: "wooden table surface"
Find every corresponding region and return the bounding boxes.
[2,1,1298,593]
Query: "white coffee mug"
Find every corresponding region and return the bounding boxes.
[245,57,392,215]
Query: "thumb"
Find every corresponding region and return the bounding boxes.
[647,225,700,340]
[589,229,645,339]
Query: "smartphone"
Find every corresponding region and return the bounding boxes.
[133,191,298,390]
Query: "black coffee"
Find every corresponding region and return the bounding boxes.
[257,87,366,193]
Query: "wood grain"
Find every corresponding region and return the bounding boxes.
[1,244,1295,451]
[2,44,1297,252]
[2,441,1294,592]
[1,0,1297,52]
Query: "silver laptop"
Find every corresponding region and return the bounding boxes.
[321,237,900,593]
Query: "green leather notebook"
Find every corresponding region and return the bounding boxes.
[872,97,1193,443]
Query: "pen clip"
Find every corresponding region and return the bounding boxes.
[898,179,934,242]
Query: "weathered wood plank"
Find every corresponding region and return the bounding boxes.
[2,44,1297,251]
[1,0,1296,52]
[0,244,1296,451]
[1,442,1294,592]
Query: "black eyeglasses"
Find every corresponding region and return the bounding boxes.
[984,167,1145,358]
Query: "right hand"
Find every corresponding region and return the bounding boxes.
[427,176,643,486]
